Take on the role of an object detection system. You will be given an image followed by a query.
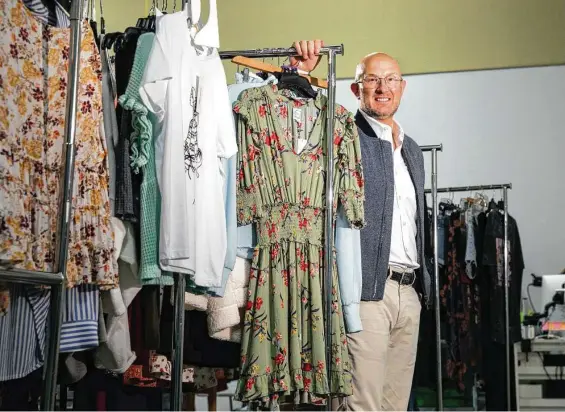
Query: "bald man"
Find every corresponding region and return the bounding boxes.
[291,41,430,411]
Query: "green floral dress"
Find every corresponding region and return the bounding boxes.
[233,84,365,407]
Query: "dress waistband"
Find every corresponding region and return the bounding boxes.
[256,204,325,247]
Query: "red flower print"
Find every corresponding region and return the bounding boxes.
[246,300,253,311]
[85,84,95,97]
[274,353,285,365]
[303,377,312,390]
[248,144,259,161]
[254,297,263,311]
[300,259,308,271]
[9,44,18,58]
[268,222,277,237]
[353,171,364,188]
[241,355,247,364]
[303,197,310,207]
[303,362,313,372]
[280,105,288,118]
[19,28,29,42]
[293,100,304,108]
[31,86,43,101]
[246,377,255,390]
[332,301,338,312]
[81,101,92,114]
[295,373,302,381]
[317,360,325,372]
[233,104,240,113]
[270,246,279,260]
[334,134,343,146]
[281,270,289,286]
[258,272,266,286]
[298,217,308,230]
[265,366,271,373]
[335,357,341,365]
[301,295,307,304]
[258,104,267,117]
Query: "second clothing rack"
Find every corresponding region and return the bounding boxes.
[425,182,513,410]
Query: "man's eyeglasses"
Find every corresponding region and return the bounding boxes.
[358,75,403,89]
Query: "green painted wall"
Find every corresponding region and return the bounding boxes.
[101,0,146,32]
[217,0,565,78]
[103,0,565,78]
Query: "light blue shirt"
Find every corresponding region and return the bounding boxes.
[208,73,276,296]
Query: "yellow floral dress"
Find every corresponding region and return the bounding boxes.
[233,85,365,407]
[0,0,117,314]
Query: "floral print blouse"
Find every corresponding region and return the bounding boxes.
[0,0,117,314]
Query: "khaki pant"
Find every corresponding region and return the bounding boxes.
[346,277,421,411]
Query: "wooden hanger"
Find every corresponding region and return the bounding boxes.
[231,56,328,89]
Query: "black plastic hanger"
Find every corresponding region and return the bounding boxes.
[488,198,498,212]
[275,71,317,99]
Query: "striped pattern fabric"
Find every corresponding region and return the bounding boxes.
[0,284,100,381]
[21,0,70,27]
[0,285,50,381]
[60,284,100,353]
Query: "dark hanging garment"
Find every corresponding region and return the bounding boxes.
[159,287,241,369]
[182,310,241,368]
[0,368,42,411]
[478,210,522,411]
[114,32,142,222]
[481,211,524,345]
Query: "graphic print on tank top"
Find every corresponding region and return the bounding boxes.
[184,77,203,178]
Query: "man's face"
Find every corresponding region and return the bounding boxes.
[351,55,406,121]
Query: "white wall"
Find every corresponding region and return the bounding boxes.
[335,65,565,289]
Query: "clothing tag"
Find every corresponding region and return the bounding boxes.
[293,108,302,122]
[297,138,308,154]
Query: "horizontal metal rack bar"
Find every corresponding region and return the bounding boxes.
[219,44,344,59]
[420,144,443,152]
[0,268,63,285]
[425,183,512,193]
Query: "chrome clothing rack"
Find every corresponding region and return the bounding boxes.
[425,182,513,410]
[420,143,444,411]
[0,0,84,410]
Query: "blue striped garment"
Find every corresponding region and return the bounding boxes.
[22,0,70,27]
[0,284,100,381]
[0,285,50,381]
[60,284,100,353]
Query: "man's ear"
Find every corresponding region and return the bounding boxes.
[351,82,360,99]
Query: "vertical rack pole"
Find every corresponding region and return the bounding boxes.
[172,2,190,410]
[503,186,511,409]
[323,49,337,410]
[41,0,83,409]
[431,149,443,411]
[171,274,186,411]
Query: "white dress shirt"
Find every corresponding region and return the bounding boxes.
[361,111,420,272]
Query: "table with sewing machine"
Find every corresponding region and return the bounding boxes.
[515,337,565,410]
